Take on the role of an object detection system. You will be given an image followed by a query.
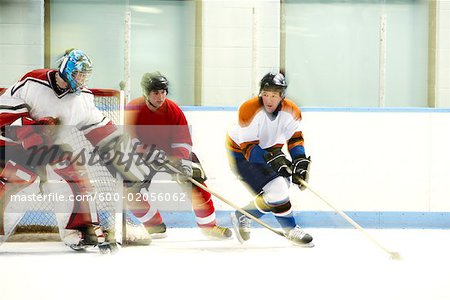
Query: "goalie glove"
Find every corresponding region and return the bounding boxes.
[291,154,311,191]
[263,149,292,177]
[15,116,60,150]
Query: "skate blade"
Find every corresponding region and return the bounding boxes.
[125,238,152,246]
[150,232,168,239]
[292,241,315,248]
[99,243,119,255]
[202,232,233,241]
[69,244,91,252]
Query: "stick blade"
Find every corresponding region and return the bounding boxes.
[389,251,402,261]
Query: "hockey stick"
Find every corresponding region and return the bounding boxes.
[298,179,401,260]
[163,163,287,239]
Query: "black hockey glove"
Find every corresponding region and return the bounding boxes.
[191,161,207,183]
[291,155,311,191]
[263,149,292,177]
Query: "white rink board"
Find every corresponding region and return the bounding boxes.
[184,109,450,212]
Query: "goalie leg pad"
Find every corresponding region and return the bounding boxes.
[51,158,97,230]
[0,161,38,236]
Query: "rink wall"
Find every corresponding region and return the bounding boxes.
[172,107,450,229]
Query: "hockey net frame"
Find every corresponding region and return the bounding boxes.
[0,87,126,242]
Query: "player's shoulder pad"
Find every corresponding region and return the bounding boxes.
[19,69,51,82]
[166,99,188,124]
[126,96,145,109]
[82,88,94,95]
[238,96,263,127]
[165,98,183,111]
[281,98,301,121]
[12,69,52,96]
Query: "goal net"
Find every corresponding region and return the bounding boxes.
[0,88,137,243]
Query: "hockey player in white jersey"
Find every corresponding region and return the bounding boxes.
[227,72,314,247]
[0,49,165,253]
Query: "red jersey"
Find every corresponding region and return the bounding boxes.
[125,97,192,160]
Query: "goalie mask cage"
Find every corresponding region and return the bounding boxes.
[0,88,126,242]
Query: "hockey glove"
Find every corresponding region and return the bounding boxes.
[171,159,193,184]
[15,116,60,150]
[291,155,311,191]
[191,161,207,183]
[263,149,292,177]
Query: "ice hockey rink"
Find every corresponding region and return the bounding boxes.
[1,1,450,300]
[1,228,449,300]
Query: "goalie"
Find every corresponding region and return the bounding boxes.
[0,49,165,252]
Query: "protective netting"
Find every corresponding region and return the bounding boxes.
[11,89,124,239]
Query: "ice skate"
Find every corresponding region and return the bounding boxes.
[201,225,232,239]
[97,239,119,254]
[64,227,97,252]
[230,212,251,243]
[146,222,167,239]
[65,226,119,254]
[287,225,314,247]
[97,230,119,254]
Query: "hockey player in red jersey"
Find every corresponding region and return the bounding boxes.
[0,49,166,252]
[125,72,232,239]
[227,72,314,247]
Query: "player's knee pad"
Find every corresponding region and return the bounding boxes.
[262,176,290,204]
[254,177,292,215]
[255,194,292,216]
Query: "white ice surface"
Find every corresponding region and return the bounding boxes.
[1,228,449,300]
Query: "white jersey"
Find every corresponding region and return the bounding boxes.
[0,69,112,146]
[226,96,305,160]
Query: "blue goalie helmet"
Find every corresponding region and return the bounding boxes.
[58,49,93,95]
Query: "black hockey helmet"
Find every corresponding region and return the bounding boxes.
[259,72,287,98]
[141,71,169,97]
